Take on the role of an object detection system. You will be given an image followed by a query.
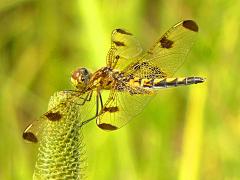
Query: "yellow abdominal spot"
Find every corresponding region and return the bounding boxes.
[129,78,141,87]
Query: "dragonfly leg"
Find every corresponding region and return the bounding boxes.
[79,89,103,127]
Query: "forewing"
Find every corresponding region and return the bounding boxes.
[123,20,199,78]
[96,90,153,131]
[106,28,143,70]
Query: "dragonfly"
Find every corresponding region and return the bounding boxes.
[23,20,205,143]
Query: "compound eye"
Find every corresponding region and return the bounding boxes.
[71,67,91,89]
[79,68,90,82]
[82,68,89,76]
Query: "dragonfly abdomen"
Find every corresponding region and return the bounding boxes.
[129,77,205,89]
[153,77,205,88]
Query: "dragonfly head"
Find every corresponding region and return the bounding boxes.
[71,67,91,90]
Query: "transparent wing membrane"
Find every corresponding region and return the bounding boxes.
[23,91,91,179]
[124,20,198,77]
[23,90,96,143]
[96,90,153,130]
[107,28,143,70]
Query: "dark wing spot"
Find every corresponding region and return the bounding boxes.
[182,20,199,32]
[45,111,62,121]
[103,106,119,113]
[98,123,118,130]
[160,36,174,49]
[23,132,38,143]
[116,29,132,35]
[113,41,125,46]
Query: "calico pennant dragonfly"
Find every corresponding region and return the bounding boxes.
[23,20,204,143]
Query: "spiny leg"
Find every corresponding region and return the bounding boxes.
[80,89,103,127]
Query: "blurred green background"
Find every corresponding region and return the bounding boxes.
[0,0,240,179]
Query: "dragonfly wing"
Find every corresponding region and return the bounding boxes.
[106,28,143,70]
[123,20,199,78]
[23,116,47,143]
[23,90,96,143]
[96,90,153,131]
[22,103,69,143]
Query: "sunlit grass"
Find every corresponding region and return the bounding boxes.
[179,83,207,180]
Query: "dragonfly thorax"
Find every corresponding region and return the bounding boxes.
[71,67,92,91]
[88,67,116,90]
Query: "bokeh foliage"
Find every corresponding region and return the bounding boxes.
[0,0,240,179]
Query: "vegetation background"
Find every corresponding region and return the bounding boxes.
[0,0,239,179]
